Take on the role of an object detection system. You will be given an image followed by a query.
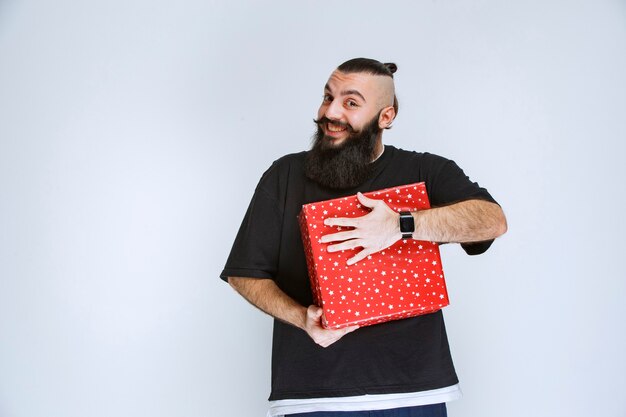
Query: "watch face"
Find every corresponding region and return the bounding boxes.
[400,213,415,233]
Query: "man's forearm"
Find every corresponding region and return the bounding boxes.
[227,277,307,329]
[412,199,507,243]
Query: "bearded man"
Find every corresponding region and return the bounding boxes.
[221,58,507,417]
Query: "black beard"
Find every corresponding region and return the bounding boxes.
[304,113,381,189]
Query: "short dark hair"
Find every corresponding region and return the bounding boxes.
[337,58,397,78]
[337,58,399,119]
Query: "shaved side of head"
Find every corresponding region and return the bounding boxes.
[374,75,395,110]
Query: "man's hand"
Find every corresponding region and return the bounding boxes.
[304,305,359,348]
[228,278,359,348]
[321,192,400,265]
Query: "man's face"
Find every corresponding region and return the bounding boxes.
[304,69,396,189]
[316,70,389,148]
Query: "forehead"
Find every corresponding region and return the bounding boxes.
[324,70,380,100]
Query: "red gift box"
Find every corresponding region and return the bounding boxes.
[298,182,449,329]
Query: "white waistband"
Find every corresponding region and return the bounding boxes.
[267,383,462,417]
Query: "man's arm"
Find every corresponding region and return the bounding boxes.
[411,198,507,242]
[227,277,358,347]
[322,192,507,265]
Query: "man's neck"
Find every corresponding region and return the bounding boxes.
[371,141,384,162]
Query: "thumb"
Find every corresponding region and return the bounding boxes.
[356,192,376,208]
[308,305,323,320]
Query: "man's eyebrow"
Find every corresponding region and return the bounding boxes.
[342,89,366,102]
[324,84,367,102]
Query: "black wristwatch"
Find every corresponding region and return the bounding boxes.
[399,211,414,239]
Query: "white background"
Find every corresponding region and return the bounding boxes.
[1,1,625,416]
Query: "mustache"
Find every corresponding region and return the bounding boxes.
[313,116,355,133]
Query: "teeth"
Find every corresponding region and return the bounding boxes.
[327,123,346,132]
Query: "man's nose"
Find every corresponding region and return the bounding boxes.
[324,100,343,121]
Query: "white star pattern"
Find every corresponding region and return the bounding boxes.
[299,181,448,329]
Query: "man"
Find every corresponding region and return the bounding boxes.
[220,58,507,417]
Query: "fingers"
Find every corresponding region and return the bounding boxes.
[305,305,361,348]
[344,325,360,334]
[320,193,392,266]
[347,249,371,266]
[356,192,377,208]
[320,230,358,243]
[327,239,362,253]
[313,325,361,348]
[324,217,359,228]
[307,305,323,320]
[323,193,380,228]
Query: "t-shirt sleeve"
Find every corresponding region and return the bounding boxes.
[219,167,283,282]
[427,158,497,207]
[426,155,499,256]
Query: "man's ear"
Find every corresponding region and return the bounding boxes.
[378,106,396,129]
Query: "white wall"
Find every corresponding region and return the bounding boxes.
[1,1,625,416]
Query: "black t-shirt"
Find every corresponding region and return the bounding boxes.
[221,145,497,400]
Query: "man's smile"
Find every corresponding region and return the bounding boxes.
[324,121,350,139]
[327,122,347,132]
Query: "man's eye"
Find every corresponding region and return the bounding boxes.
[323,95,333,102]
[346,100,358,107]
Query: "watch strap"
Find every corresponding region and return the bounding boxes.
[399,211,415,239]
